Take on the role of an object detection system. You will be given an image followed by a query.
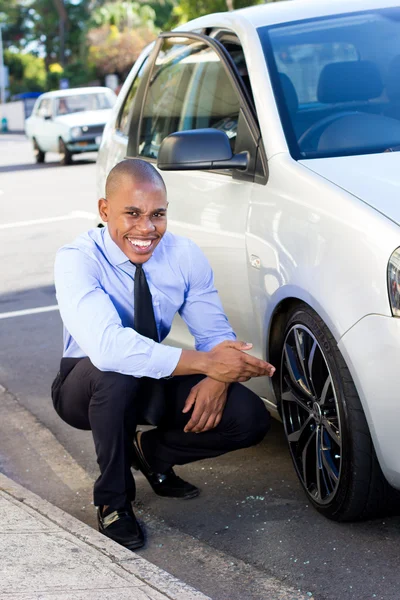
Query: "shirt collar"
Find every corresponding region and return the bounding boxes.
[103,226,130,267]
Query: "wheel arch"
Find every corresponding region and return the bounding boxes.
[267,297,304,402]
[266,292,343,401]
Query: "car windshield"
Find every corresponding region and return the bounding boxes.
[55,93,112,116]
[258,8,400,159]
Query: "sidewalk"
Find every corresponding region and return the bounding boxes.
[0,473,211,600]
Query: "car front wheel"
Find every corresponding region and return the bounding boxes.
[59,138,73,166]
[279,303,399,521]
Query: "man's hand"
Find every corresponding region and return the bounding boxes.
[172,340,276,382]
[183,377,229,433]
[206,340,275,383]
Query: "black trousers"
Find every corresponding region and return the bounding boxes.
[51,357,270,509]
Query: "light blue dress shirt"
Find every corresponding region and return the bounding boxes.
[54,226,236,379]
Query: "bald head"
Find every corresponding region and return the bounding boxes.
[105,158,166,199]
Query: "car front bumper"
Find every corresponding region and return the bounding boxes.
[66,137,101,153]
[338,314,400,489]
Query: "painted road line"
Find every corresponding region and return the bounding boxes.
[0,305,59,320]
[0,210,97,230]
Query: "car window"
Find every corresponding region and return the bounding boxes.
[274,42,358,105]
[38,98,52,118]
[138,38,241,160]
[258,8,400,159]
[117,57,148,136]
[55,93,112,116]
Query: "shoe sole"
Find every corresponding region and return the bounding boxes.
[99,527,145,551]
[153,487,200,500]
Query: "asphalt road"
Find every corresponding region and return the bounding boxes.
[1,133,400,600]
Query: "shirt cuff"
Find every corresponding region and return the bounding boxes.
[146,343,182,379]
[196,333,237,353]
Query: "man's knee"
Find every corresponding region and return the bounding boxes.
[92,369,140,407]
[225,386,271,447]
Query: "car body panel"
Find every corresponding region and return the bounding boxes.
[301,153,400,227]
[51,109,113,129]
[338,314,400,488]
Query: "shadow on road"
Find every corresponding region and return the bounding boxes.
[0,284,57,314]
[0,159,96,174]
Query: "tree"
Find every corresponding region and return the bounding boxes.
[90,0,157,31]
[87,2,158,80]
[0,0,30,51]
[24,0,90,69]
[4,49,46,95]
[88,23,155,79]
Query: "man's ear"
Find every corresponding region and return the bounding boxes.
[98,198,109,222]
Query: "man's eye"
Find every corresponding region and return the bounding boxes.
[128,212,139,217]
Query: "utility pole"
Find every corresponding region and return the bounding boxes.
[0,24,5,105]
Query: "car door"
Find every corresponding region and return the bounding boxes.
[127,33,269,397]
[45,98,65,152]
[32,98,53,150]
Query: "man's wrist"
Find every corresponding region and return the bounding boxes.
[172,350,211,376]
[209,378,229,390]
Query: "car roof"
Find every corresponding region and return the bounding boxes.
[38,87,113,99]
[182,0,399,30]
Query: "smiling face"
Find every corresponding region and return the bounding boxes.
[98,177,168,264]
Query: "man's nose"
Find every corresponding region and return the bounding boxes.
[135,215,156,233]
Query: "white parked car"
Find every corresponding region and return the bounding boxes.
[25,87,116,165]
[97,0,400,521]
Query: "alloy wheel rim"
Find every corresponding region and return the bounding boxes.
[280,324,342,505]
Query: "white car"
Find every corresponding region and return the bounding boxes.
[97,0,400,521]
[25,87,116,165]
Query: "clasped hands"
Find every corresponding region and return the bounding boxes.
[183,340,275,434]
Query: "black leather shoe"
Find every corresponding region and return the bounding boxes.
[97,506,144,551]
[132,432,200,499]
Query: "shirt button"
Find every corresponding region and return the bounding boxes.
[157,372,162,378]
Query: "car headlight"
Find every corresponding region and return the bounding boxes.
[388,247,400,317]
[70,126,82,138]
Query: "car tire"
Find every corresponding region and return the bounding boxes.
[278,302,400,521]
[33,138,45,164]
[59,138,73,166]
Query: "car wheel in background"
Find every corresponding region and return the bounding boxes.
[33,138,45,164]
[278,303,399,521]
[59,138,73,166]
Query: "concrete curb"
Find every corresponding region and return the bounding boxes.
[0,473,211,600]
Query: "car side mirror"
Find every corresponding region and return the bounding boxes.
[157,129,248,171]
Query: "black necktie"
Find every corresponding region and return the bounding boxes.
[134,264,159,342]
[133,264,165,425]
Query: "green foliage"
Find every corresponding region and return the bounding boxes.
[4,50,47,95]
[145,0,174,29]
[90,1,158,33]
[87,1,159,80]
[0,0,29,51]
[63,60,97,88]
